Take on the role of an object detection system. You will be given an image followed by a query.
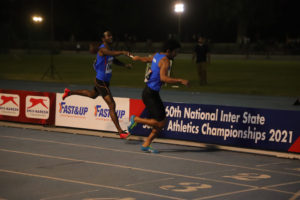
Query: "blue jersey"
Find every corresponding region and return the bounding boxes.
[147,53,168,92]
[93,44,114,82]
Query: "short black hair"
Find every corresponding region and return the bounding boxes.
[101,30,111,39]
[162,39,181,52]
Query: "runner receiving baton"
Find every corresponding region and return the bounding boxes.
[62,31,132,139]
[128,39,189,153]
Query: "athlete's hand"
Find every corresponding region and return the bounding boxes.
[122,51,130,56]
[180,79,189,86]
[131,56,140,61]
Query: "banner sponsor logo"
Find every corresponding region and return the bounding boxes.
[25,96,50,119]
[130,99,300,153]
[55,94,129,132]
[0,93,20,117]
[94,105,126,121]
[59,101,88,118]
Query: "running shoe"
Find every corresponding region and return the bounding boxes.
[141,145,159,154]
[118,130,130,139]
[62,88,70,100]
[127,115,137,133]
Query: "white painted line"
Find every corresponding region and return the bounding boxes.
[196,169,236,176]
[0,169,185,200]
[193,188,258,200]
[1,135,300,178]
[1,121,300,160]
[0,148,257,188]
[40,189,99,200]
[256,161,291,167]
[2,147,299,200]
[261,187,295,195]
[125,178,174,187]
[263,180,300,189]
[289,190,300,200]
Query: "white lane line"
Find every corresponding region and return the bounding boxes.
[0,148,257,188]
[289,190,300,200]
[0,169,185,200]
[40,189,99,200]
[193,188,258,200]
[256,161,291,167]
[1,135,300,177]
[125,178,174,187]
[263,180,300,189]
[261,187,295,195]
[196,169,236,176]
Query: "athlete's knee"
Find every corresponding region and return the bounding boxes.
[157,119,166,129]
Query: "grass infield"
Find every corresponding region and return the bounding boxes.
[1,52,299,97]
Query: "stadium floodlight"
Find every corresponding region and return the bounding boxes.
[32,15,43,23]
[174,2,184,40]
[174,3,184,13]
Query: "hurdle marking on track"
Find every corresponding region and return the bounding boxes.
[1,135,300,178]
[0,169,184,200]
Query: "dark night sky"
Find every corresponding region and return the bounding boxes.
[1,0,300,43]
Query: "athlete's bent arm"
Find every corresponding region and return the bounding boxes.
[159,57,189,86]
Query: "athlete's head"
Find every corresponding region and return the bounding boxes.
[102,31,113,44]
[162,39,181,59]
[198,36,205,44]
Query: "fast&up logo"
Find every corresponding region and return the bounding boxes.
[25,96,50,119]
[94,105,125,119]
[59,102,88,115]
[0,93,20,117]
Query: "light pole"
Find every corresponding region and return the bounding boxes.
[28,15,43,53]
[174,2,184,41]
[41,0,61,80]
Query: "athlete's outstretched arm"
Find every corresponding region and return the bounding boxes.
[131,55,153,63]
[159,57,189,86]
[99,46,129,57]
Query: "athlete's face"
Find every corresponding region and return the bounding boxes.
[103,32,113,44]
[167,48,180,60]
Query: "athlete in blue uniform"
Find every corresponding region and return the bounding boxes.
[128,39,189,153]
[62,31,131,139]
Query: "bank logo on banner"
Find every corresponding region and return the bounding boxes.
[25,95,50,119]
[0,93,20,117]
[94,104,126,122]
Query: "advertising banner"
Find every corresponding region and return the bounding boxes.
[55,93,129,132]
[129,99,300,153]
[0,89,56,125]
